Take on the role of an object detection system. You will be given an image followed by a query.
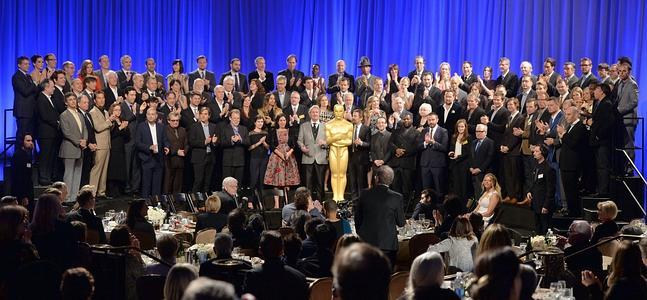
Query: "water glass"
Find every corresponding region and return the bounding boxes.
[519,242,527,253]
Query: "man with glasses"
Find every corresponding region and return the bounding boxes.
[164,112,187,194]
[577,57,599,89]
[469,124,494,198]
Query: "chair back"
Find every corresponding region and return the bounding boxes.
[132,230,156,250]
[136,274,166,300]
[86,229,101,244]
[388,271,409,300]
[408,232,440,260]
[308,277,333,300]
[278,227,296,237]
[195,228,217,244]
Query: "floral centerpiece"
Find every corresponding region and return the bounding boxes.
[530,229,558,251]
[147,206,166,227]
[188,243,215,263]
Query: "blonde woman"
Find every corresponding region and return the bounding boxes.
[195,194,228,232]
[395,77,415,110]
[435,62,452,91]
[473,173,501,225]
[163,263,198,300]
[363,96,386,131]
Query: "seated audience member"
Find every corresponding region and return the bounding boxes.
[243,231,309,300]
[401,251,459,300]
[0,196,18,207]
[582,241,647,300]
[640,238,647,272]
[298,217,323,258]
[29,194,76,269]
[334,234,362,255]
[109,225,145,300]
[289,210,312,240]
[470,247,522,300]
[0,205,39,293]
[518,264,538,300]
[227,208,259,250]
[590,200,619,244]
[281,187,323,225]
[469,212,485,240]
[427,216,478,272]
[216,177,243,215]
[563,220,602,277]
[66,189,107,243]
[411,189,436,220]
[146,234,179,276]
[51,181,70,203]
[60,267,95,300]
[163,263,199,300]
[200,233,252,293]
[322,200,352,238]
[433,194,465,238]
[332,242,392,300]
[247,213,266,237]
[282,233,302,268]
[473,173,501,225]
[297,223,337,277]
[68,221,92,268]
[476,223,512,257]
[124,199,156,246]
[182,277,237,300]
[195,194,228,233]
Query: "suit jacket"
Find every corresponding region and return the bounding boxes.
[180,107,200,129]
[437,102,463,136]
[120,101,139,143]
[469,137,495,172]
[81,90,96,108]
[590,98,615,146]
[417,126,449,168]
[103,86,121,109]
[165,126,188,169]
[326,72,356,94]
[89,107,112,150]
[459,73,478,92]
[80,111,96,146]
[278,69,305,92]
[501,112,525,155]
[135,121,168,168]
[142,72,166,91]
[354,75,377,102]
[557,120,586,171]
[529,160,556,213]
[615,78,639,126]
[412,85,443,113]
[224,91,243,109]
[298,89,316,107]
[516,89,537,115]
[12,70,40,118]
[59,109,88,159]
[188,121,218,163]
[297,121,328,164]
[188,69,217,92]
[220,71,249,93]
[272,91,290,109]
[116,69,135,91]
[463,107,486,135]
[37,93,60,139]
[52,86,67,114]
[215,191,239,215]
[576,73,599,89]
[350,123,371,165]
[248,70,275,92]
[220,124,250,167]
[496,72,519,98]
[283,104,310,128]
[565,75,580,90]
[206,99,230,125]
[93,70,111,89]
[370,130,392,164]
[486,106,511,146]
[388,126,419,169]
[66,208,107,243]
[354,185,405,251]
[407,69,430,92]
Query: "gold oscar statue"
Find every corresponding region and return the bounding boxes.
[325,104,354,201]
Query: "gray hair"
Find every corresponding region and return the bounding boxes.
[476,123,488,133]
[407,251,445,294]
[181,278,236,300]
[222,177,237,188]
[223,75,234,84]
[374,165,394,185]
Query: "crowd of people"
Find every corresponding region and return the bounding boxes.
[10,52,640,234]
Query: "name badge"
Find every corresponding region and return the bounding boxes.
[26,163,32,168]
[538,174,544,179]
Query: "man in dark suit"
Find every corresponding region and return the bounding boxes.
[370,117,392,171]
[388,112,419,205]
[206,86,231,126]
[469,124,495,197]
[284,91,310,151]
[188,55,217,92]
[517,75,537,115]
[407,56,430,93]
[462,93,486,135]
[326,59,355,94]
[51,70,68,113]
[540,57,561,97]
[437,90,463,136]
[164,112,187,195]
[556,107,586,217]
[221,76,243,109]
[136,109,169,198]
[220,110,249,183]
[11,134,35,205]
[330,77,354,108]
[412,73,442,114]
[273,75,290,108]
[354,165,405,265]
[563,62,579,90]
[589,84,615,196]
[219,58,248,93]
[216,177,242,215]
[116,55,135,91]
[181,92,202,129]
[81,76,98,107]
[36,80,60,186]
[13,56,40,137]
[189,107,218,193]
[349,109,371,199]
[120,87,141,195]
[458,61,479,93]
[248,56,274,92]
[480,92,510,178]
[496,57,519,98]
[78,94,96,187]
[300,77,318,107]
[500,99,525,202]
[526,145,556,234]
[417,113,448,195]
[576,57,599,89]
[103,71,121,109]
[142,58,165,92]
[66,189,107,243]
[278,54,305,92]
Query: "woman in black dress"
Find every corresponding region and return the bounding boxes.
[448,119,472,201]
[106,103,130,197]
[248,116,270,207]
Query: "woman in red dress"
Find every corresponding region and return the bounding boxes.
[263,114,300,208]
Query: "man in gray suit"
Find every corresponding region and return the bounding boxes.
[59,93,88,202]
[354,57,376,106]
[615,63,639,172]
[93,55,111,89]
[298,105,328,200]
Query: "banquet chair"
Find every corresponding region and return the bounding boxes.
[132,230,156,250]
[278,227,296,237]
[388,271,409,300]
[173,232,194,246]
[195,228,217,244]
[136,274,166,300]
[408,232,440,261]
[308,277,333,300]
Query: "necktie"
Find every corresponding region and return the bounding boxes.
[174,128,179,138]
[312,123,318,139]
[619,81,625,95]
[200,71,205,79]
[475,140,482,152]
[235,74,240,91]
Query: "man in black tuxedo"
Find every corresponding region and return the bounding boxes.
[103,71,121,109]
[418,113,448,195]
[120,87,141,195]
[136,109,169,198]
[354,165,405,265]
[458,61,479,93]
[437,90,463,137]
[142,58,165,92]
[220,110,249,183]
[407,56,429,93]
[300,77,318,107]
[349,109,371,199]
[576,57,599,89]
[469,124,495,197]
[66,189,107,243]
[284,91,310,140]
[589,84,615,196]
[412,72,442,114]
[480,93,510,178]
[500,99,525,202]
[526,145,556,234]
[188,55,217,92]
[516,75,537,115]
[81,76,98,107]
[36,80,60,185]
[12,56,40,137]
[248,56,274,92]
[540,57,561,97]
[206,86,231,126]
[220,58,248,93]
[164,111,188,195]
[189,107,218,193]
[556,107,586,217]
[62,60,75,93]
[222,76,243,109]
[462,93,486,135]
[388,112,419,205]
[326,59,355,94]
[563,62,579,90]
[78,95,96,187]
[496,57,519,98]
[370,117,392,171]
[50,70,68,113]
[278,54,305,92]
[181,92,202,129]
[116,55,135,91]
[331,77,354,108]
[215,177,242,215]
[273,76,290,108]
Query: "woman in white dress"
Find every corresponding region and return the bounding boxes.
[473,173,501,225]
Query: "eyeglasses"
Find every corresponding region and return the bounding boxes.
[580,64,591,67]
[476,130,485,133]
[169,119,179,122]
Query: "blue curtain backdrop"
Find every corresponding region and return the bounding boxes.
[1,0,646,178]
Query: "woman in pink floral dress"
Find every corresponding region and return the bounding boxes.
[264,114,300,208]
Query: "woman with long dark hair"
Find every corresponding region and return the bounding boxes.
[263,114,301,208]
[124,199,155,245]
[248,78,266,110]
[166,59,189,92]
[29,194,76,269]
[470,247,522,300]
[106,103,130,197]
[449,119,472,200]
